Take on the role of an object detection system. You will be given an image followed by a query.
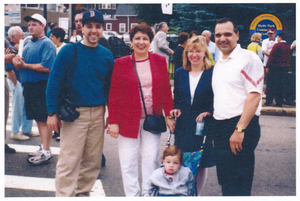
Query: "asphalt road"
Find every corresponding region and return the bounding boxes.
[4,103,296,198]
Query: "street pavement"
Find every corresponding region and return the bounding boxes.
[4,92,297,198]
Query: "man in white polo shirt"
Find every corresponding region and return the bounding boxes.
[211,18,264,196]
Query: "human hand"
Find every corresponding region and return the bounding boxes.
[47,114,61,133]
[170,109,181,118]
[229,130,244,155]
[12,55,24,70]
[166,118,176,133]
[265,68,269,74]
[105,117,109,129]
[195,112,211,122]
[107,124,119,138]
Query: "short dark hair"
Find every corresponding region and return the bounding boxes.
[215,17,239,34]
[51,27,65,42]
[74,7,87,16]
[190,30,200,37]
[163,145,184,165]
[129,23,154,42]
[177,32,189,45]
[277,32,287,40]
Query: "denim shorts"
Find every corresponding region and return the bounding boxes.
[23,80,48,122]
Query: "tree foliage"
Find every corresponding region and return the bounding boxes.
[133,3,295,47]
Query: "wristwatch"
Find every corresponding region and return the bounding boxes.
[235,127,245,133]
[48,111,56,117]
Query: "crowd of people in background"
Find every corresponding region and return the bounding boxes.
[4,7,296,198]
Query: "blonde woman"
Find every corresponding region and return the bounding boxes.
[247,33,263,60]
[170,36,216,195]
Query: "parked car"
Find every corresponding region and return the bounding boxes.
[122,32,131,46]
[108,36,133,59]
[103,31,122,40]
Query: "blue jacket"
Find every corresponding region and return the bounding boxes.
[143,166,193,196]
[173,67,214,152]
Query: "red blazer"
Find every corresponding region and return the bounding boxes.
[108,52,173,139]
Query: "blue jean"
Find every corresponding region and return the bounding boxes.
[8,79,33,134]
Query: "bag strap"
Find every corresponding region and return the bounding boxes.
[64,43,78,89]
[130,55,148,117]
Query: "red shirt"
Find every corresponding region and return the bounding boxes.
[267,41,291,68]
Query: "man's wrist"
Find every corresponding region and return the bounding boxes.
[235,127,245,133]
[48,111,57,117]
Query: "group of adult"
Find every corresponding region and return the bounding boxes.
[5,8,265,197]
[247,28,295,107]
[107,17,263,197]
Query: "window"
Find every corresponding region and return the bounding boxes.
[131,23,138,28]
[106,23,112,31]
[119,23,126,33]
[111,4,116,9]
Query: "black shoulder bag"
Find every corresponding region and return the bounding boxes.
[57,43,80,122]
[130,55,167,134]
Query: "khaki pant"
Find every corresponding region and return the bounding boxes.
[55,105,105,197]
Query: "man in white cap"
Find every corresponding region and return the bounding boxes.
[13,13,56,165]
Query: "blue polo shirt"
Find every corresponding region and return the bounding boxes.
[20,37,56,83]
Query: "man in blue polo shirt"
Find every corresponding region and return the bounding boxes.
[12,14,56,165]
[46,9,114,197]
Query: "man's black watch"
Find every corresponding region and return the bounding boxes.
[48,111,56,117]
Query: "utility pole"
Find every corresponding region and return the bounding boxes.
[43,4,47,33]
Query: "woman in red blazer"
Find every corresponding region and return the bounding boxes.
[107,24,175,196]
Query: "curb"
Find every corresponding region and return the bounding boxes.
[261,106,296,117]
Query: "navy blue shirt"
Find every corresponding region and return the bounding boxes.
[46,42,114,112]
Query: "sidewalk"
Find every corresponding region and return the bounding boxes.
[169,80,296,117]
[261,98,296,117]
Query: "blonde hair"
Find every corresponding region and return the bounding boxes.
[183,36,212,71]
[251,33,262,42]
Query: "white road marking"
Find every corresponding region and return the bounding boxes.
[7,144,60,155]
[5,175,106,197]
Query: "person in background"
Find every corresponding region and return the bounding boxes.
[265,32,291,107]
[49,27,67,142]
[69,29,82,43]
[190,30,200,37]
[247,32,263,61]
[46,22,57,38]
[12,14,56,165]
[6,26,39,141]
[46,9,114,197]
[50,27,66,54]
[212,17,263,196]
[173,32,189,71]
[201,30,220,63]
[5,38,17,153]
[151,22,174,66]
[170,36,216,196]
[107,24,175,197]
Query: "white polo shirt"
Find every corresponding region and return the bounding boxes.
[212,44,264,120]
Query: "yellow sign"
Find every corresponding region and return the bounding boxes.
[250,14,282,40]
